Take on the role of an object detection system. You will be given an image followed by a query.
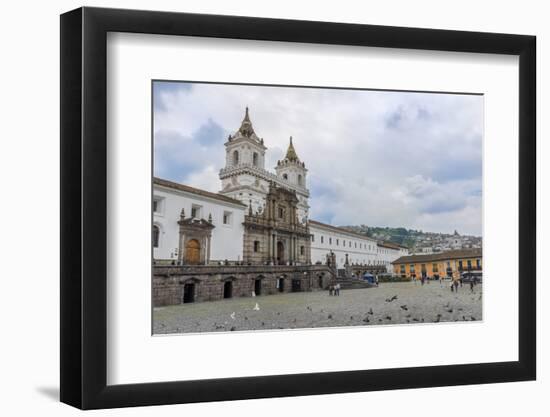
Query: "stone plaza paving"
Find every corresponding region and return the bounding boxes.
[153,281,483,334]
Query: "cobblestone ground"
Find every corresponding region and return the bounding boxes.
[153,281,482,334]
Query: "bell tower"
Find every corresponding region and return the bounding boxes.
[275,137,309,223]
[219,108,269,215]
[222,107,267,170]
[275,137,307,188]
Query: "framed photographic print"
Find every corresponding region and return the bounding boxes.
[60,6,536,409]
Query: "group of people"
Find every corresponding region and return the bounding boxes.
[412,275,480,294]
[450,276,479,293]
[328,283,341,296]
[412,275,431,285]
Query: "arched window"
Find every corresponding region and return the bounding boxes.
[298,174,303,185]
[233,150,239,165]
[282,173,288,180]
[152,225,160,248]
[252,152,258,167]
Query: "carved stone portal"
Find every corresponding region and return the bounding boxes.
[178,209,215,265]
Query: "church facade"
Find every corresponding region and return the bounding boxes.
[153,108,406,305]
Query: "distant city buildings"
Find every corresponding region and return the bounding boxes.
[410,230,482,255]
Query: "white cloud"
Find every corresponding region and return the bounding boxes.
[154,82,483,235]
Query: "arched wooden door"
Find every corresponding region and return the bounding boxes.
[185,239,201,264]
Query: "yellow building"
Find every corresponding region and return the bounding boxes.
[391,248,482,280]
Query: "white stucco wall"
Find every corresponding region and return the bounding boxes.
[376,245,405,272]
[153,184,245,262]
[309,222,380,269]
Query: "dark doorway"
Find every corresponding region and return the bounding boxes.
[183,283,195,303]
[254,279,262,296]
[278,278,285,292]
[277,241,285,265]
[318,276,323,288]
[292,279,301,292]
[223,281,233,299]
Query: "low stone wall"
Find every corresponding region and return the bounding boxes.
[153,264,336,306]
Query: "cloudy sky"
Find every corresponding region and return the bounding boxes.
[153,81,483,236]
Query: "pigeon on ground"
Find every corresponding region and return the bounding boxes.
[368,308,374,315]
[230,312,236,320]
[253,303,260,311]
[385,295,398,302]
[400,305,408,311]
[363,317,370,323]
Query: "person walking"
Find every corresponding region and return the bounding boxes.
[453,279,459,293]
[329,285,334,296]
[470,280,475,293]
[335,283,341,296]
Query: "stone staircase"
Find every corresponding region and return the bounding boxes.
[336,277,376,290]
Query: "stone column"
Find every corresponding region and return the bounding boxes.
[274,232,278,264]
[206,236,211,264]
[266,230,271,265]
[288,237,293,265]
[178,233,185,263]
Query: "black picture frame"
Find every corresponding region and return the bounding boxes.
[60,6,536,410]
